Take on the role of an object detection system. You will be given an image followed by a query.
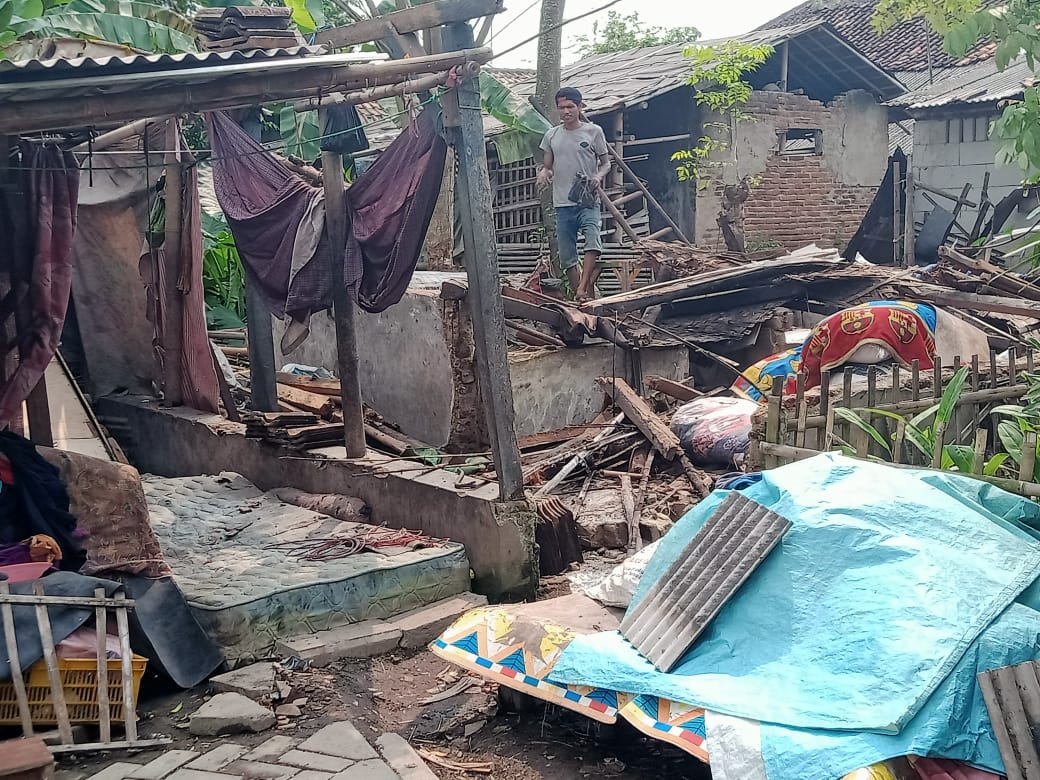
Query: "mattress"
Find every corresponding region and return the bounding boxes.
[143,473,470,664]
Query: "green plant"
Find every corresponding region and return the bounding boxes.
[831,366,974,467]
[989,339,1040,481]
[202,228,247,323]
[671,41,772,184]
[574,10,699,56]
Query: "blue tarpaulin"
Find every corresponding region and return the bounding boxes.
[549,454,1040,734]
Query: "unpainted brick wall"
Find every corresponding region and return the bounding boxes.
[697,91,885,251]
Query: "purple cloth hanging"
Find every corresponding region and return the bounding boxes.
[346,109,447,313]
[0,144,79,426]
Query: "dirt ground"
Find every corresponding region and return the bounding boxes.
[53,647,709,780]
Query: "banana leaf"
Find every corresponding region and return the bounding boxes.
[480,70,548,165]
[63,0,194,34]
[14,10,197,52]
[284,0,322,34]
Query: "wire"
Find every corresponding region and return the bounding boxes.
[488,0,623,63]
[493,0,542,40]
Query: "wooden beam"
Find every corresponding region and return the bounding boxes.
[606,145,691,245]
[0,48,492,135]
[320,123,367,458]
[318,0,503,49]
[596,376,681,461]
[905,287,1040,319]
[162,121,184,406]
[239,113,279,413]
[276,383,335,417]
[444,22,523,501]
[292,65,472,112]
[644,375,699,402]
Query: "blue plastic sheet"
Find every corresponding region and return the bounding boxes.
[549,454,1040,733]
[760,603,1040,780]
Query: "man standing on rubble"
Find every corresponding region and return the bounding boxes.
[536,87,611,302]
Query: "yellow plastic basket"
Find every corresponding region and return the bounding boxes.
[0,654,147,725]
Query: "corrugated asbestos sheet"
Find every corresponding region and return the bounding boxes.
[978,661,1040,780]
[620,491,792,673]
[889,57,1034,110]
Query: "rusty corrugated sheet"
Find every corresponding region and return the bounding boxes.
[620,491,791,673]
[978,661,1040,780]
[889,57,1033,110]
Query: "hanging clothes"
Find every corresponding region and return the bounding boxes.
[206,110,337,349]
[206,107,445,343]
[0,143,79,426]
[139,158,220,414]
[347,108,447,313]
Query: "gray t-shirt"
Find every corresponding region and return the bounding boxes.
[540,122,609,208]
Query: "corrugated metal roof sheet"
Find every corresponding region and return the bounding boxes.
[496,20,902,119]
[889,57,1033,110]
[620,491,792,673]
[0,44,324,80]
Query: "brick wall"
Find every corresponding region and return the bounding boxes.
[696,91,887,251]
[741,155,879,250]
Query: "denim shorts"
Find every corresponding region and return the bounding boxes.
[555,205,603,270]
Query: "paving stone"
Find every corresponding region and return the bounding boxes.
[222,761,297,780]
[291,773,332,780]
[186,745,248,771]
[375,734,436,780]
[189,693,277,736]
[129,752,201,780]
[274,704,301,718]
[244,736,297,761]
[298,722,378,761]
[329,761,397,780]
[210,662,277,701]
[86,763,144,780]
[275,621,402,667]
[165,770,241,780]
[387,593,488,649]
[276,752,351,773]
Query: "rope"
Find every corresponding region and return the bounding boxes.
[264,527,445,561]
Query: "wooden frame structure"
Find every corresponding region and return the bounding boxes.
[0,0,525,500]
[751,349,1040,499]
[0,581,170,753]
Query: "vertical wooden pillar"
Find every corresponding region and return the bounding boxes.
[162,121,184,406]
[444,22,524,501]
[779,42,790,91]
[892,158,903,266]
[319,112,366,458]
[239,111,279,412]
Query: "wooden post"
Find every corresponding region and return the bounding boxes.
[611,111,625,243]
[444,22,524,501]
[779,41,790,91]
[162,121,184,406]
[892,158,903,266]
[319,114,367,459]
[239,112,279,412]
[903,168,915,268]
[25,376,52,447]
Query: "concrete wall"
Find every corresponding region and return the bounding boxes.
[277,282,689,445]
[696,90,889,250]
[509,344,689,438]
[911,112,1033,232]
[96,397,538,601]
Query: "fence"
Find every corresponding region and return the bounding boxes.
[0,582,169,753]
[751,349,1040,498]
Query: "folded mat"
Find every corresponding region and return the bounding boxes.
[550,453,1040,733]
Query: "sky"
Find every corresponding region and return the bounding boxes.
[486,0,806,69]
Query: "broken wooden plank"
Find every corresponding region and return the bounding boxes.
[644,375,700,402]
[978,661,1040,780]
[905,286,1040,319]
[505,320,564,347]
[275,373,343,396]
[276,384,336,418]
[596,377,681,460]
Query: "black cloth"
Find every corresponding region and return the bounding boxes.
[0,571,120,679]
[0,431,85,571]
[320,104,368,156]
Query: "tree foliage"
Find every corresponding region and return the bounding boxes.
[874,0,1040,177]
[672,40,772,183]
[574,11,699,57]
